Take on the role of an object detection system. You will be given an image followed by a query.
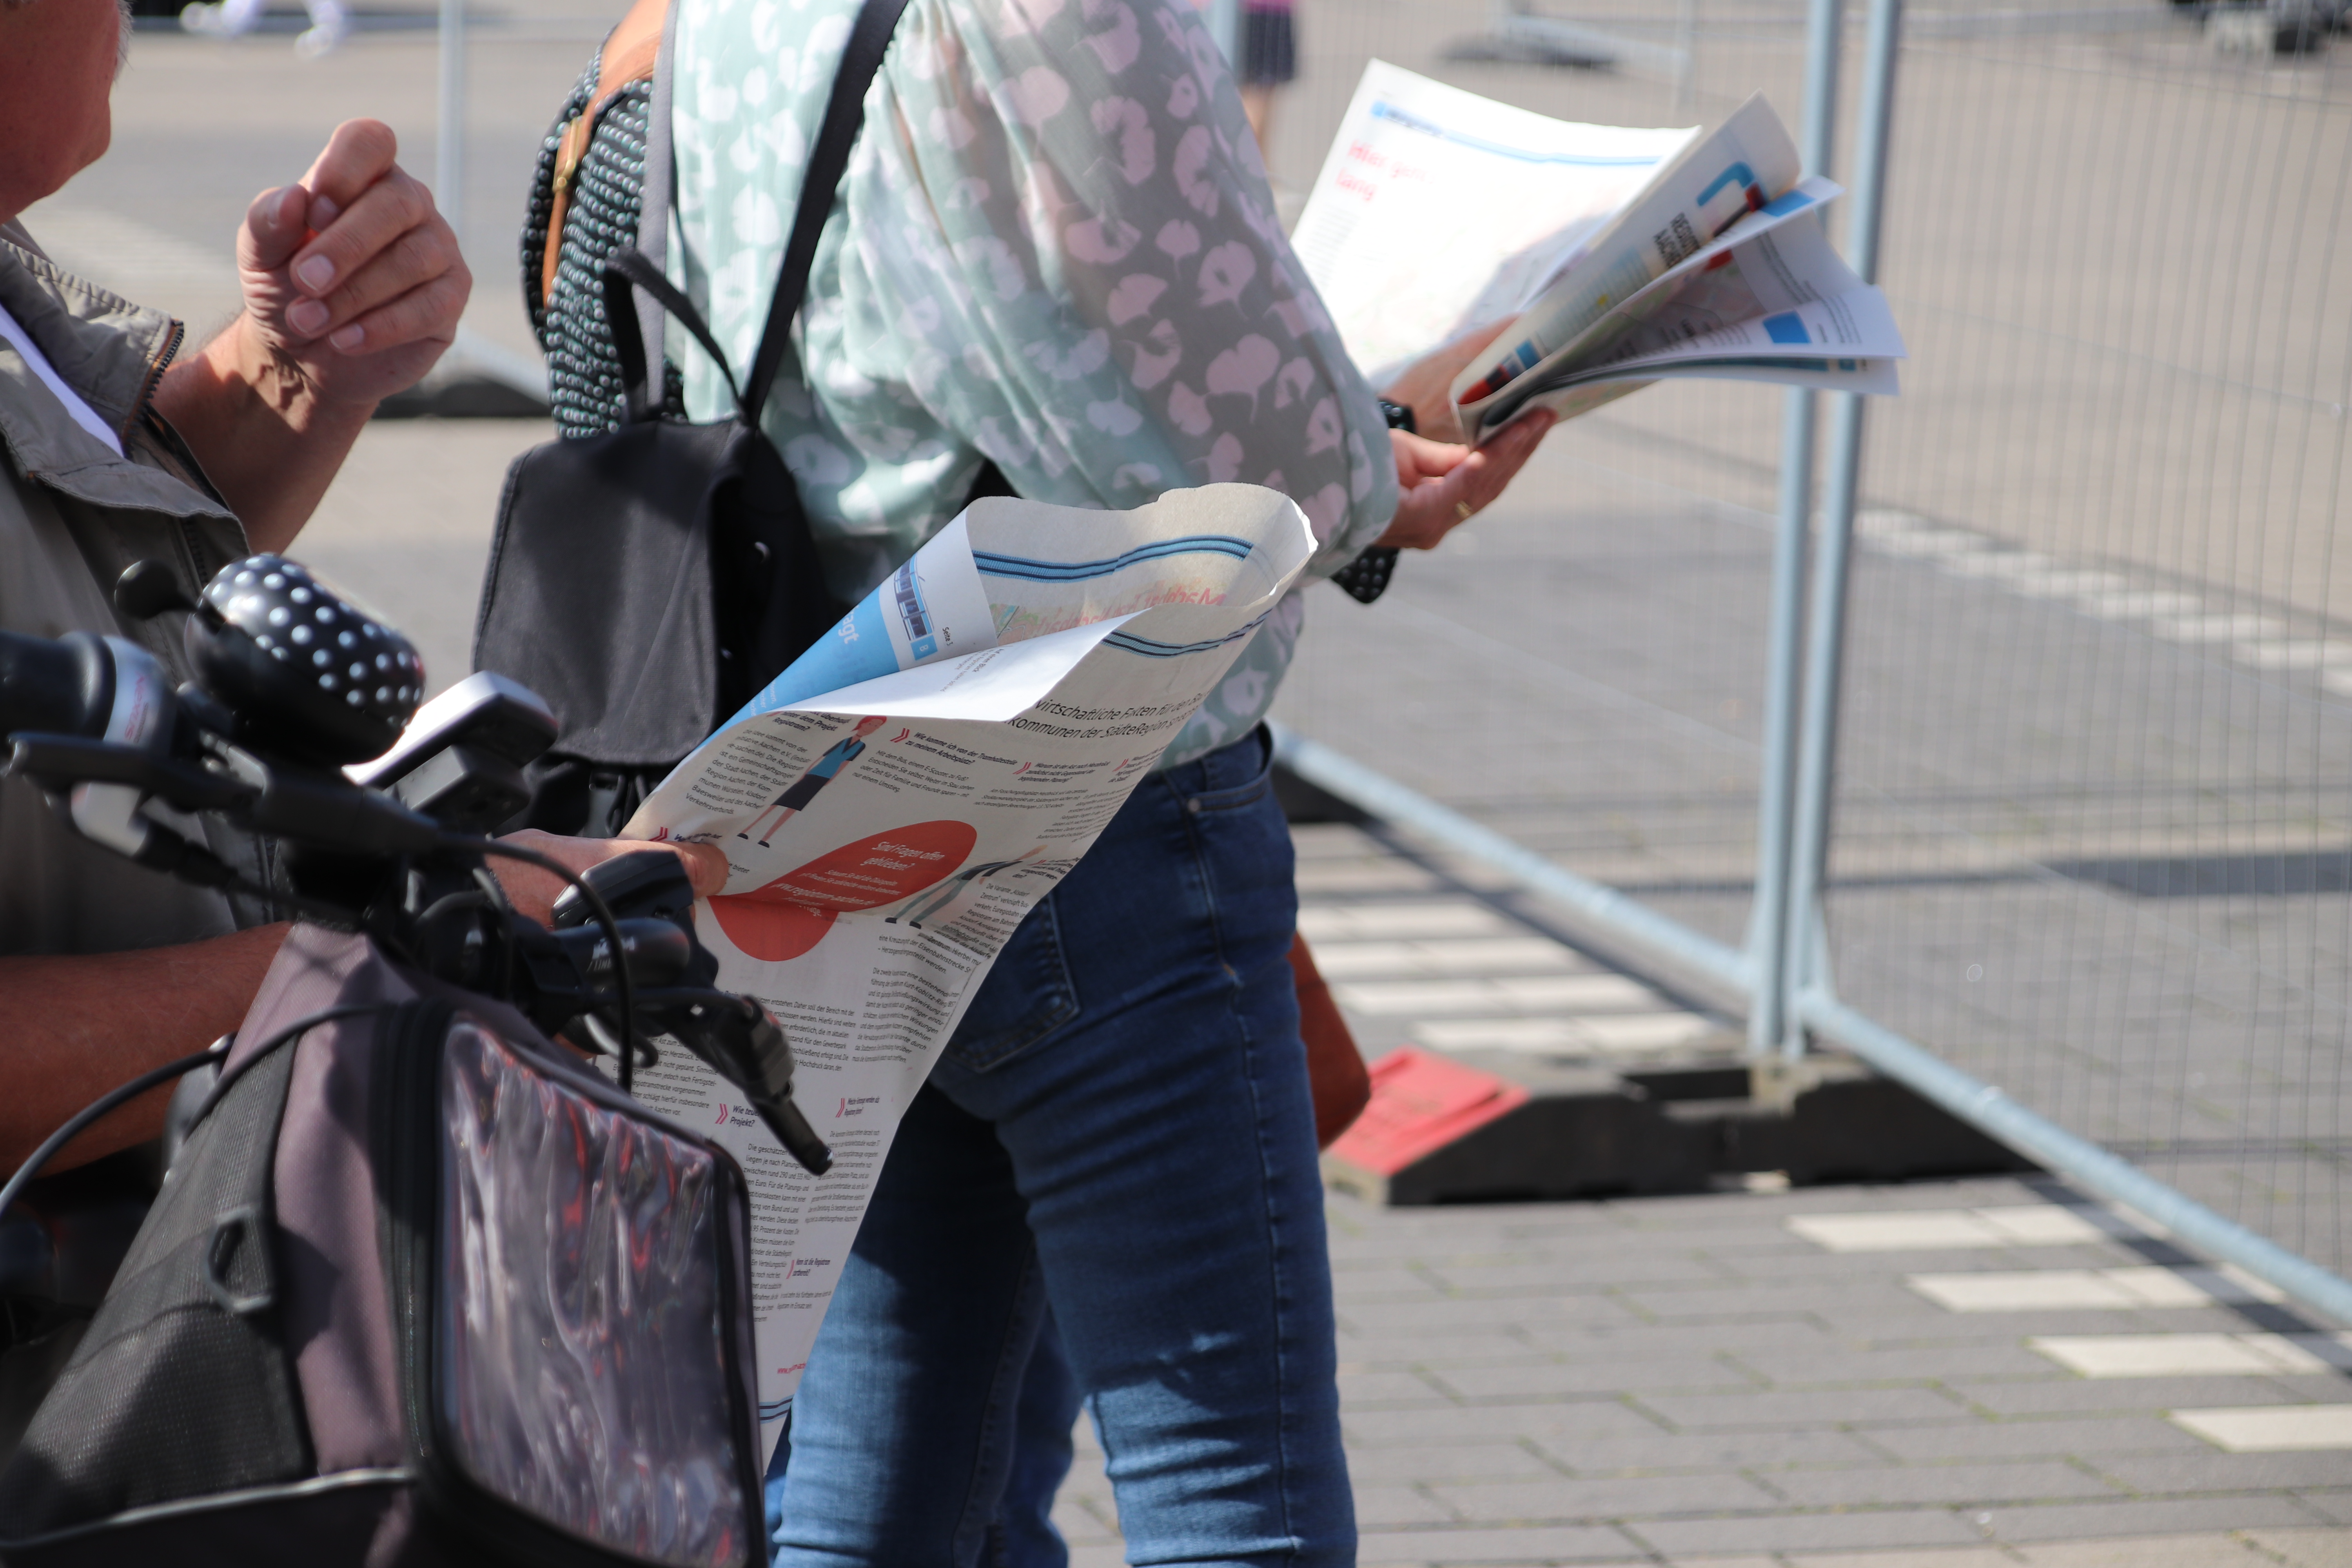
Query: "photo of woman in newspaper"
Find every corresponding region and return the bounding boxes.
[738,715,890,846]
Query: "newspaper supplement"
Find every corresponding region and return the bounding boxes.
[1291,64,1906,441]
[614,485,1314,1457]
[1290,60,1696,385]
[1457,181,1906,436]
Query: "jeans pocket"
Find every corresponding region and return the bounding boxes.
[943,894,1080,1074]
[1179,724,1276,816]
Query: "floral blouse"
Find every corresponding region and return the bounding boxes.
[668,0,1399,766]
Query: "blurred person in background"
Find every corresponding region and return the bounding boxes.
[648,0,1552,1559]
[1238,0,1298,147]
[179,0,350,60]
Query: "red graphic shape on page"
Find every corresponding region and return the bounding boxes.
[1324,1047,1530,1176]
[709,821,979,963]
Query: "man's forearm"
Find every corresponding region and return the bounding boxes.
[0,923,290,1175]
[151,316,372,555]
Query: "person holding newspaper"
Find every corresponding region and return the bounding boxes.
[654,0,1551,1559]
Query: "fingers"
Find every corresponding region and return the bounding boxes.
[238,183,312,275]
[276,163,466,354]
[1391,429,1468,488]
[1370,409,1554,552]
[298,118,401,213]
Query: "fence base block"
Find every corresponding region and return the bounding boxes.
[1321,1047,2036,1207]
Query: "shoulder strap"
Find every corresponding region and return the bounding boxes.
[611,0,908,426]
[630,0,682,417]
[740,0,913,419]
[538,0,668,313]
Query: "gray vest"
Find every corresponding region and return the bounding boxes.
[0,223,271,957]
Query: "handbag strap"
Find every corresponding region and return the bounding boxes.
[611,0,910,427]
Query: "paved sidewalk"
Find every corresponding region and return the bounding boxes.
[1047,826,2352,1566]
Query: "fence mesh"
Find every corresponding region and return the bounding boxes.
[1263,0,2352,1273]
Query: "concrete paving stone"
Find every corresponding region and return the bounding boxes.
[1343,1369,1462,1406]
[1066,1544,1128,1568]
[1330,1263,1456,1298]
[2092,1447,2352,1494]
[1347,1400,1669,1448]
[1638,1387,1974,1432]
[1435,1359,1765,1401]
[1621,1283,1962,1324]
[1424,1256,1737,1292]
[1727,1342,2064,1386]
[1856,1417,2215,1462]
[1769,1548,2020,1568]
[1959,1376,2302,1418]
[1342,1296,1640,1332]
[1352,1524,1646,1563]
[1769,1461,2125,1508]
[2007,1534,2281,1568]
[1532,1430,1892,1475]
[2293,1492,2352,1525]
[1513,1320,1842,1359]
[1628,1508,1986,1556]
[1347,1442,1564,1484]
[1976,1495,2327,1542]
[1429,1471,1786,1522]
[2243,1526,2352,1566]
[1358,1483,1466,1527]
[1050,1495,1118,1545]
[1333,1330,1558,1366]
[2028,1333,2352,1379]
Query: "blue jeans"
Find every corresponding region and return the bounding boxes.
[766,729,1352,1566]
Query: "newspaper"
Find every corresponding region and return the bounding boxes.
[611,485,1311,1459]
[1289,61,1695,386]
[1290,64,1907,442]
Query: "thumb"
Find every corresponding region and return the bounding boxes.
[239,184,310,274]
[668,841,731,899]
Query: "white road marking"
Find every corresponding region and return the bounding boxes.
[1789,1206,2118,1253]
[2170,1405,2352,1452]
[2010,570,2132,599]
[2233,639,2352,671]
[2153,613,2286,643]
[1906,1265,2287,1312]
[1414,1012,1717,1056]
[1297,901,1512,941]
[2073,589,2203,620]
[2030,1332,2352,1378]
[1334,973,1661,1017]
[1308,937,1586,979]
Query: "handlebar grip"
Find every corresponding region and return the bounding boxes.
[0,630,111,742]
[755,1096,833,1176]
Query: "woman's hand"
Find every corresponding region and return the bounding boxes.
[490,832,731,928]
[1374,410,1555,552]
[1380,319,1514,445]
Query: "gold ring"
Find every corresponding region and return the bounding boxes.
[1455,501,1474,523]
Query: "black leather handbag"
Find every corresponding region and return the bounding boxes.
[475,0,910,836]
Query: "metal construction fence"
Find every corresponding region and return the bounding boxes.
[1254,0,2352,1318]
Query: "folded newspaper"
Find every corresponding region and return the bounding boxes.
[1290,63,1907,442]
[612,485,1311,1456]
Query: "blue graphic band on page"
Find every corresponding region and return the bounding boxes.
[973,535,1255,582]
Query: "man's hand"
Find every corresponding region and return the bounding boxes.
[1380,319,1513,445]
[1375,411,1555,552]
[238,120,468,414]
[152,118,470,553]
[490,833,731,928]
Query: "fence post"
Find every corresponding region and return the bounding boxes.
[1745,0,1842,1056]
[1779,0,1902,1056]
[436,0,467,249]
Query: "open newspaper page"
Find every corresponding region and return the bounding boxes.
[1457,183,1906,436]
[613,486,1312,1458]
[1289,61,1695,386]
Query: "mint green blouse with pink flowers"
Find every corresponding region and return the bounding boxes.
[666,0,1399,767]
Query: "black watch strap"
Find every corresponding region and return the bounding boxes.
[1336,399,1415,604]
